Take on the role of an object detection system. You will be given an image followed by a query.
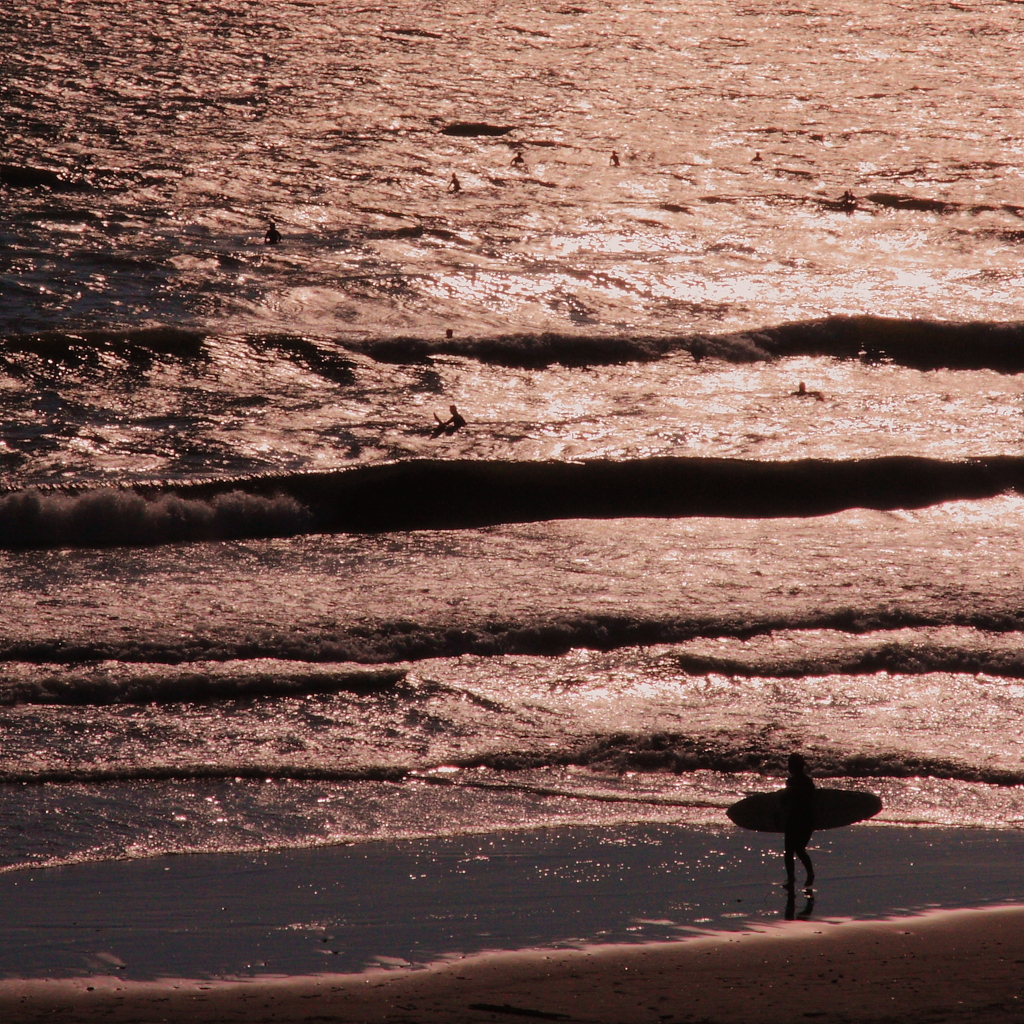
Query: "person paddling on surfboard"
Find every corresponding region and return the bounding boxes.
[432,404,466,437]
[782,752,815,890]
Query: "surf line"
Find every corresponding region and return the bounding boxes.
[407,772,732,809]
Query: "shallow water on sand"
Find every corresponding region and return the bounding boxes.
[3,824,1024,979]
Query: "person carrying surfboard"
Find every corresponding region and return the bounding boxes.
[727,769,881,889]
[782,753,815,889]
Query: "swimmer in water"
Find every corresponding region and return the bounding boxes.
[265,221,281,245]
[839,189,858,213]
[510,152,525,167]
[792,381,825,401]
[610,150,620,167]
[448,173,461,194]
[433,404,466,437]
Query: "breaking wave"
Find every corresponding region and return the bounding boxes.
[7,613,1024,667]
[0,486,310,547]
[1,730,1020,789]
[4,454,1024,549]
[342,315,1024,371]
[5,316,1024,376]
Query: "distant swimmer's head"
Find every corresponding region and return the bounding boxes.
[788,752,807,774]
[797,381,806,394]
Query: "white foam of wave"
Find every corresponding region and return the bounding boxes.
[0,487,309,547]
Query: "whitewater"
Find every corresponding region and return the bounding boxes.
[2,0,1024,879]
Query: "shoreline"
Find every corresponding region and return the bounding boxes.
[2,903,1023,1022]
[4,821,1024,1020]
[5,823,1024,980]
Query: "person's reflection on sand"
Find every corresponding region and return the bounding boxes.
[785,887,815,921]
[783,752,816,890]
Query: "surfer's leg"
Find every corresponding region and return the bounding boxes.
[796,827,815,886]
[786,827,813,887]
[783,837,797,887]
[797,848,814,886]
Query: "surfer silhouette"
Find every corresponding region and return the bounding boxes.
[792,381,825,401]
[264,221,281,245]
[610,150,620,167]
[448,173,461,194]
[510,152,525,167]
[782,753,815,890]
[433,404,466,437]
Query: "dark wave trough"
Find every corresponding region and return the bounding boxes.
[3,454,1024,549]
[0,327,206,364]
[0,667,407,707]
[675,639,1024,680]
[453,731,1024,788]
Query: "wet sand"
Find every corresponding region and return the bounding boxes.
[4,824,1024,1022]
[2,903,1023,1023]
[6,824,1024,980]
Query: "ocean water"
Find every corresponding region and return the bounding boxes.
[3,0,1024,885]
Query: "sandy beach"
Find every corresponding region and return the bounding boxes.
[2,903,1023,1023]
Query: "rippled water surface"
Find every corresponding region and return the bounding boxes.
[3,0,1023,339]
[3,0,1024,880]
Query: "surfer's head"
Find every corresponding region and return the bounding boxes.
[788,752,807,774]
